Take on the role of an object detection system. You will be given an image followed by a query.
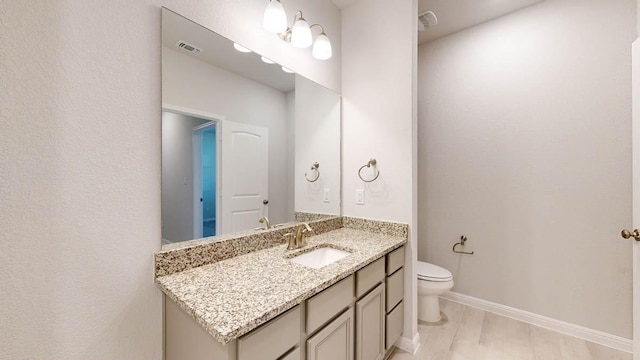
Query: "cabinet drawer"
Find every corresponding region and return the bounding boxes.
[385,301,403,350]
[386,246,405,275]
[238,305,301,360]
[356,257,385,298]
[307,275,354,334]
[279,347,300,360]
[385,267,404,313]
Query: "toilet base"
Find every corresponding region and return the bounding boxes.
[418,311,448,326]
[418,295,442,323]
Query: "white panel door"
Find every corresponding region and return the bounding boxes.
[632,38,640,360]
[220,120,268,234]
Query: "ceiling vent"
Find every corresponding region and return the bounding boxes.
[418,11,438,32]
[176,40,202,55]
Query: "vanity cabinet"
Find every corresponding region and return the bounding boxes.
[163,245,405,360]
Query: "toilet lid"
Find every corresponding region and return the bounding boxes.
[417,261,452,281]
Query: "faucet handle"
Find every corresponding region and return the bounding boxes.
[298,223,313,247]
[284,233,296,250]
[301,222,312,232]
[258,216,271,229]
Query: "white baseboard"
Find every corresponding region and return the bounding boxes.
[395,332,421,354]
[441,292,633,354]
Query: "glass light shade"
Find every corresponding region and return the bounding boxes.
[261,56,275,64]
[263,0,287,33]
[281,66,294,73]
[233,43,251,53]
[312,33,332,60]
[290,19,312,48]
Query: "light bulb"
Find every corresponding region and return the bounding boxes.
[312,33,332,60]
[261,56,275,64]
[281,66,294,74]
[233,43,251,53]
[290,18,312,48]
[263,0,287,34]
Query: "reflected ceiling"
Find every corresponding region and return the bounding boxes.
[162,9,295,92]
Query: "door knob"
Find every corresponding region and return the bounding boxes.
[620,229,640,241]
[263,200,269,205]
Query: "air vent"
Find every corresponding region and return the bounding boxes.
[176,40,201,55]
[418,11,438,31]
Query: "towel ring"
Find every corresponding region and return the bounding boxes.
[358,158,380,183]
[305,162,320,182]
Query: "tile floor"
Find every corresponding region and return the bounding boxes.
[390,299,632,360]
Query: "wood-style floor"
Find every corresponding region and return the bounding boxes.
[390,299,632,360]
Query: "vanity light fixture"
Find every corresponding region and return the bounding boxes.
[263,0,288,34]
[262,2,332,60]
[311,26,332,60]
[289,12,312,48]
[233,43,252,53]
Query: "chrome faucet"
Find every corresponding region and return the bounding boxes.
[258,216,271,230]
[286,222,313,250]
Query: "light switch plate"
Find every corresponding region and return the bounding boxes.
[355,189,364,205]
[323,188,330,203]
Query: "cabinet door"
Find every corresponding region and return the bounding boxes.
[307,308,354,360]
[355,283,385,360]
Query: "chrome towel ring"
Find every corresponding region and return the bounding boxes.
[358,158,380,183]
[305,162,320,182]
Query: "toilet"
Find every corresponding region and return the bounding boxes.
[417,261,454,323]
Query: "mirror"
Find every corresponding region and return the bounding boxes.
[161,8,341,245]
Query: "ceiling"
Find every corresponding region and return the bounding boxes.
[162,10,295,92]
[331,0,358,9]
[419,0,543,44]
[331,0,543,44]
[164,1,544,84]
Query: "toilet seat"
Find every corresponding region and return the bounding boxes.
[417,261,452,282]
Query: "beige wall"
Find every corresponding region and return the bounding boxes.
[0,0,340,359]
[341,0,419,346]
[294,76,341,215]
[418,0,635,337]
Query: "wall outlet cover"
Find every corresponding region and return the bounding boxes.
[323,188,330,203]
[355,189,364,205]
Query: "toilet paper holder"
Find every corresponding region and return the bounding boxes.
[453,235,474,255]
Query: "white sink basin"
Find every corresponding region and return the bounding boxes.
[289,246,351,269]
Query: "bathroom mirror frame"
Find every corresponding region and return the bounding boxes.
[161,8,342,247]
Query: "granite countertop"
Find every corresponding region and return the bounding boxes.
[155,227,406,345]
